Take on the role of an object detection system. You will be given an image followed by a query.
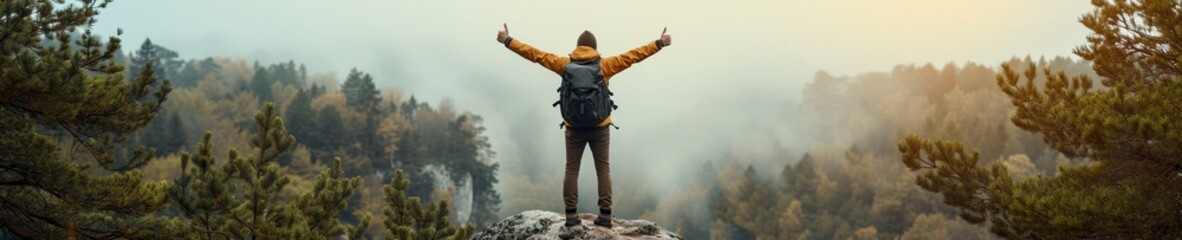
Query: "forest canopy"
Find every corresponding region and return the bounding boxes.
[4,0,1179,239]
[1,0,494,238]
[898,0,1182,238]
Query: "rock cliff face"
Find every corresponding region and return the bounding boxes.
[471,210,684,240]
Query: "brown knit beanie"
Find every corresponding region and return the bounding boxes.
[577,30,597,49]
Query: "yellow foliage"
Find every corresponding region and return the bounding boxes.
[194,75,228,100]
[312,92,367,132]
[354,175,387,236]
[378,113,408,156]
[215,91,260,129]
[211,58,254,88]
[160,89,211,145]
[638,178,712,233]
[709,219,731,240]
[287,145,324,178]
[901,213,994,240]
[271,82,299,116]
[430,187,455,209]
[901,214,952,240]
[855,226,878,240]
[141,154,183,181]
[777,200,805,237]
[998,154,1039,180]
[814,169,838,204]
[382,89,404,109]
[281,171,315,202]
[308,72,339,92]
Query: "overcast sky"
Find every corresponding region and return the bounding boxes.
[90,0,1095,206]
[92,0,1092,91]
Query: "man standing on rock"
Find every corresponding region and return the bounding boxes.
[496,23,671,227]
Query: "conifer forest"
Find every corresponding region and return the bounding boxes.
[2,0,1181,239]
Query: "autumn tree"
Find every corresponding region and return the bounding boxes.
[898,0,1182,238]
[391,101,501,226]
[340,68,385,163]
[711,163,773,239]
[0,0,180,238]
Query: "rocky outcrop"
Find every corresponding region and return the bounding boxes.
[471,210,684,240]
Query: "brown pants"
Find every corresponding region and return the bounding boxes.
[563,127,611,213]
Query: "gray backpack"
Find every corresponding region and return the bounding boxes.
[552,58,616,128]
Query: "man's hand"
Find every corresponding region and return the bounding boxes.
[659,27,672,47]
[497,23,510,44]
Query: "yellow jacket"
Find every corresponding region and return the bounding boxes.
[504,37,664,127]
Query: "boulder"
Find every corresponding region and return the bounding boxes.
[471,210,684,240]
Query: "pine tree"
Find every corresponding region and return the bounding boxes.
[401,96,420,119]
[284,88,320,166]
[250,62,274,102]
[175,59,202,88]
[310,83,326,98]
[316,105,346,150]
[128,38,183,83]
[139,110,167,153]
[175,57,219,88]
[0,0,180,238]
[269,60,305,86]
[383,169,475,240]
[166,112,186,152]
[285,89,317,151]
[342,68,382,112]
[299,63,308,86]
[389,105,502,226]
[296,157,373,239]
[340,68,383,170]
[790,154,819,210]
[340,69,384,159]
[170,103,369,239]
[128,38,157,81]
[137,110,184,154]
[897,0,1182,238]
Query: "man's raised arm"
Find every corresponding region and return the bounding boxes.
[498,23,568,75]
[601,27,672,78]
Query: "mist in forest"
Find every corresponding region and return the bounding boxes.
[84,0,1102,238]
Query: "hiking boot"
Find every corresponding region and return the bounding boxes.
[594,215,612,227]
[564,208,579,227]
[595,208,612,227]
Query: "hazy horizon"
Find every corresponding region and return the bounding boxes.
[93,0,1093,87]
[89,0,1096,216]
